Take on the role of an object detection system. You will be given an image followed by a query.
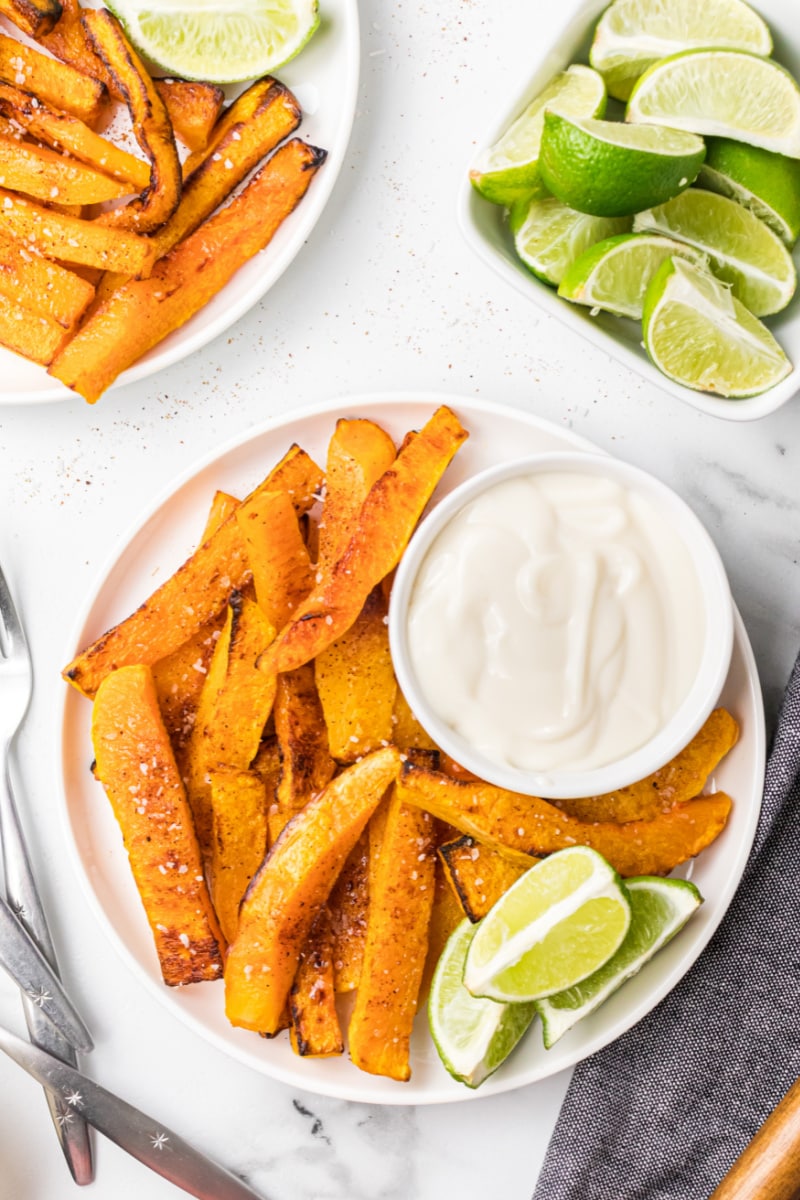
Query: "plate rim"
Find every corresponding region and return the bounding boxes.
[1,0,361,406]
[57,390,767,1104]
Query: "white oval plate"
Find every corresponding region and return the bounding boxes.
[60,393,766,1104]
[3,0,360,405]
[457,0,800,421]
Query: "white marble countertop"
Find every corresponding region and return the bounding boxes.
[1,1,799,1197]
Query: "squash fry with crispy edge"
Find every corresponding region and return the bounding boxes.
[328,830,369,993]
[397,762,733,878]
[0,295,65,363]
[0,187,154,274]
[0,234,94,327]
[0,135,130,207]
[439,835,531,922]
[316,416,397,570]
[270,663,335,845]
[82,8,180,234]
[208,768,268,943]
[258,406,469,679]
[225,746,400,1035]
[0,82,150,188]
[315,586,397,761]
[183,606,234,859]
[0,31,104,124]
[154,78,224,153]
[289,908,343,1057]
[348,792,437,1082]
[152,614,226,766]
[63,444,322,697]
[39,0,111,84]
[50,138,327,402]
[553,708,740,824]
[91,665,225,986]
[0,0,60,38]
[236,489,313,630]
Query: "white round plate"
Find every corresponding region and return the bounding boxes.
[60,393,766,1104]
[4,0,360,405]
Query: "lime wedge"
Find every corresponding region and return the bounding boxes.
[642,256,792,398]
[627,49,800,160]
[558,232,708,319]
[471,65,606,207]
[428,919,537,1088]
[634,189,796,317]
[513,196,631,286]
[539,113,705,216]
[536,877,702,1048]
[106,0,320,83]
[463,847,631,1003]
[590,0,772,101]
[700,138,800,248]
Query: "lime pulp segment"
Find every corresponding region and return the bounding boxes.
[514,196,631,286]
[558,232,708,319]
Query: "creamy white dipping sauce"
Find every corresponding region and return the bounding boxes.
[406,470,705,775]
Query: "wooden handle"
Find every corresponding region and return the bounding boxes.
[712,1078,800,1200]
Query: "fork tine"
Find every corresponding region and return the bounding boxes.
[0,562,28,658]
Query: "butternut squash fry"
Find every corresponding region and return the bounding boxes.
[39,0,111,86]
[391,687,437,752]
[0,31,104,125]
[0,294,66,363]
[316,417,397,570]
[439,835,531,922]
[315,586,397,761]
[50,138,327,402]
[63,444,322,697]
[183,606,234,858]
[328,831,369,993]
[225,746,400,1035]
[0,82,149,187]
[235,489,313,629]
[154,78,224,153]
[0,234,94,327]
[208,767,268,943]
[201,490,240,542]
[289,907,343,1057]
[151,613,226,763]
[397,762,733,878]
[0,135,130,206]
[348,791,437,1081]
[258,406,469,678]
[82,8,180,233]
[553,708,740,824]
[91,665,225,986]
[0,0,60,39]
[270,662,335,845]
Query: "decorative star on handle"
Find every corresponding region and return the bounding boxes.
[63,1088,84,1108]
[150,1132,170,1151]
[27,987,52,1008]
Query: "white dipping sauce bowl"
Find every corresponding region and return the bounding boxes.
[389,452,734,800]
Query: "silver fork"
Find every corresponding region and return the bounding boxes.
[0,564,94,1184]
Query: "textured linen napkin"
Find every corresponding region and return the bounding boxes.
[533,650,800,1200]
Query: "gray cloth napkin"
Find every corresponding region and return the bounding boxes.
[533,650,800,1200]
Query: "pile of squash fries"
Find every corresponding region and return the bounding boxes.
[64,405,737,1082]
[0,0,325,402]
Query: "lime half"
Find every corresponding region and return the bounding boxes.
[558,232,708,319]
[471,65,606,207]
[634,189,796,317]
[429,919,537,1088]
[513,196,630,286]
[463,847,631,1003]
[536,877,702,1048]
[700,138,800,248]
[590,0,772,101]
[627,49,800,160]
[107,0,320,83]
[540,113,704,216]
[642,257,792,398]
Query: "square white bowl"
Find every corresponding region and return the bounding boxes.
[457,0,800,421]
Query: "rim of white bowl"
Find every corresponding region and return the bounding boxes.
[389,450,734,800]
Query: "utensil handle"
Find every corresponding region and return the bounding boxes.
[712,1078,800,1200]
[0,756,94,1184]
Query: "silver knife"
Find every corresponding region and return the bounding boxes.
[0,896,93,1054]
[0,1024,266,1200]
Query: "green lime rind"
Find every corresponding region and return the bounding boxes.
[590,0,772,102]
[642,256,792,398]
[539,112,705,217]
[107,0,320,84]
[428,919,537,1089]
[558,232,708,319]
[626,49,800,159]
[513,196,631,286]
[699,138,800,248]
[463,846,631,1004]
[471,64,607,207]
[633,188,797,317]
[536,877,703,1049]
